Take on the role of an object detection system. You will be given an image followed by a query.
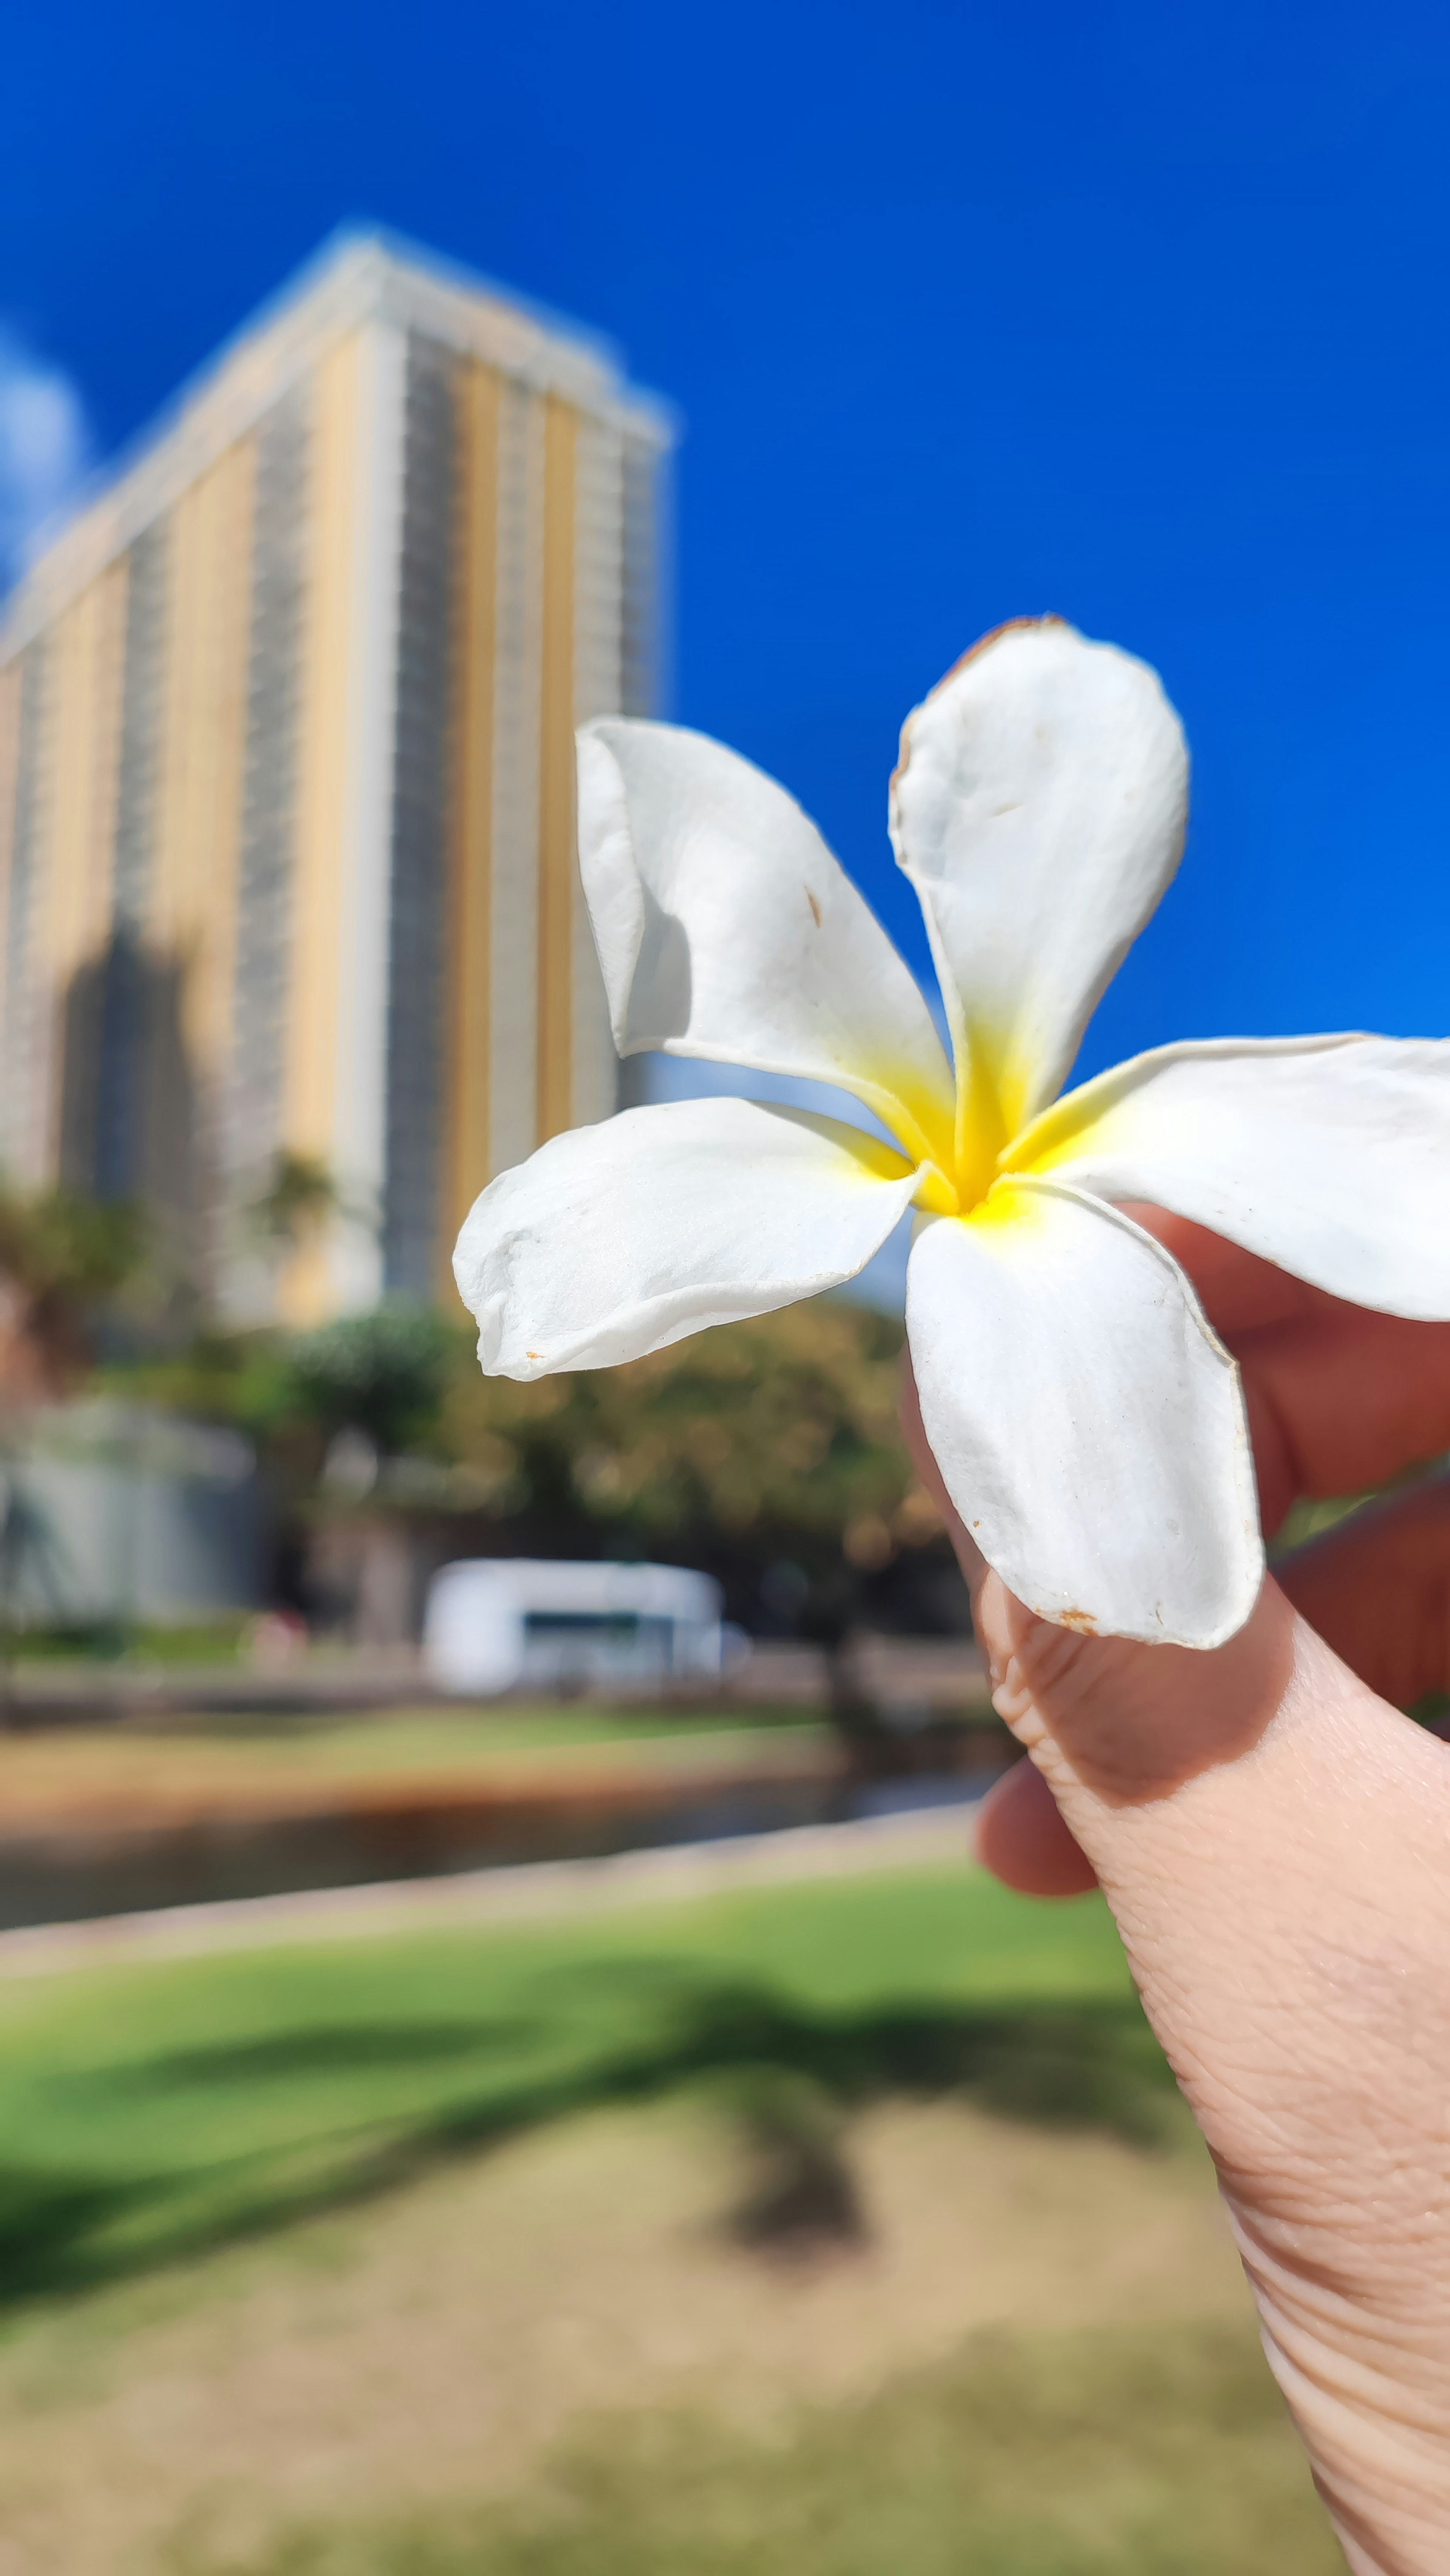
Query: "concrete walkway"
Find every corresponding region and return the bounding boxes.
[0,1800,983,1979]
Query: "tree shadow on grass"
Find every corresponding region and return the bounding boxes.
[0,1975,1177,2314]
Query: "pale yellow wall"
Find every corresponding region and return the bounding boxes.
[149,439,257,1082]
[0,661,20,1011]
[32,567,125,1175]
[41,568,127,996]
[280,337,361,1320]
[536,395,577,1146]
[569,416,626,1131]
[90,565,129,954]
[442,358,501,1285]
[6,641,57,1181]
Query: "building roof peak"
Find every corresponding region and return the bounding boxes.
[2,228,673,659]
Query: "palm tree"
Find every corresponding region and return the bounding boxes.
[0,1183,145,1398]
[247,1150,345,1254]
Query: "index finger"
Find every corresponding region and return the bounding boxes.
[1122,1206,1450,1525]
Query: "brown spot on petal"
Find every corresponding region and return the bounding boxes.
[1057,1607,1100,1635]
[806,888,823,927]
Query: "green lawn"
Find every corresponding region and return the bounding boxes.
[250,1704,814,1760]
[0,1869,1344,2575]
[0,1869,1162,2311]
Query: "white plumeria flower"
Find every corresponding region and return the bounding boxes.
[455,618,1450,1649]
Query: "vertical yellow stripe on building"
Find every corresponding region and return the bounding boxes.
[443,360,501,1283]
[0,660,23,1010]
[568,416,624,1131]
[199,438,257,1076]
[9,638,58,1183]
[38,570,126,1175]
[88,565,128,970]
[36,605,85,1010]
[282,335,362,1320]
[537,396,578,1144]
[44,577,124,987]
[150,442,256,1086]
[151,485,201,958]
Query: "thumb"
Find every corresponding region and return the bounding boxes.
[972,1571,1450,2576]
[903,1361,1450,2569]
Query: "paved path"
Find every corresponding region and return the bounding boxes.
[0,1800,983,1979]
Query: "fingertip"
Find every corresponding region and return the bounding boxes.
[975,1755,1100,1897]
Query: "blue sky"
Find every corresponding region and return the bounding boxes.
[6,0,1450,1080]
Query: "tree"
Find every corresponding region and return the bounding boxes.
[437,1300,960,1636]
[285,1303,463,1457]
[93,1294,969,1648]
[0,1183,146,1397]
[246,1150,346,1253]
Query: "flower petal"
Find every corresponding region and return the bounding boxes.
[890,620,1189,1159]
[578,719,956,1168]
[455,1096,923,1381]
[1010,1034,1450,1320]
[906,1180,1261,1647]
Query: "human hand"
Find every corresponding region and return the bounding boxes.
[903,1211,1450,2574]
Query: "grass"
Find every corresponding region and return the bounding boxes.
[0,1868,1166,2311]
[0,1704,829,1827]
[168,2317,1341,2576]
[0,1868,1342,2574]
[4,1618,254,1667]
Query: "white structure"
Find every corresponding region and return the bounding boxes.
[423,1557,740,1697]
[0,1403,261,1624]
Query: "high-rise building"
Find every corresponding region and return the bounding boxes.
[0,233,672,1320]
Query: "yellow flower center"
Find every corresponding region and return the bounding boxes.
[871,1026,1040,1224]
[894,1051,1017,1223]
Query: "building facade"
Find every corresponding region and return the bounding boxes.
[0,234,671,1320]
